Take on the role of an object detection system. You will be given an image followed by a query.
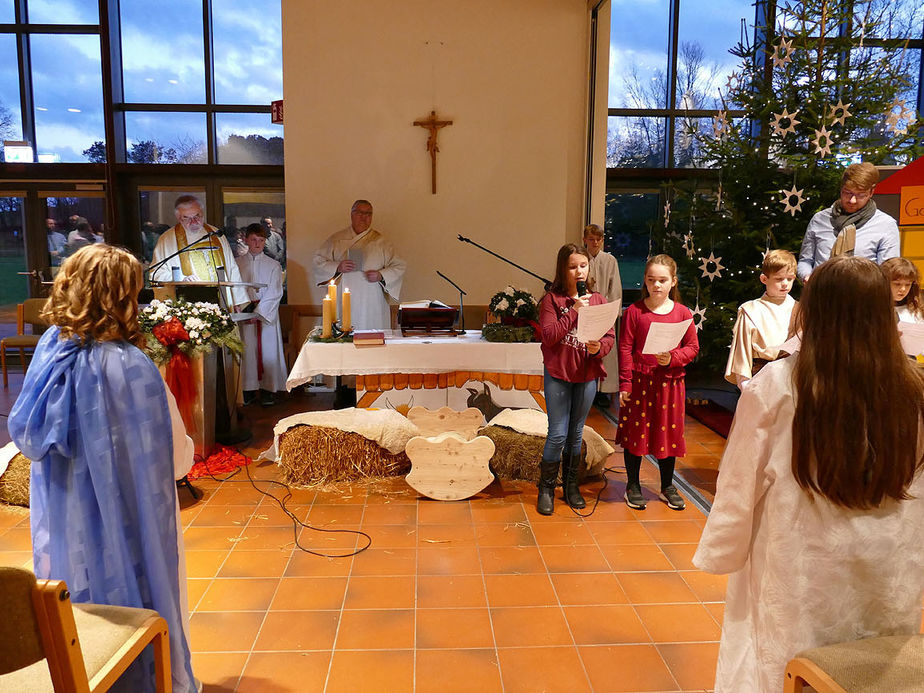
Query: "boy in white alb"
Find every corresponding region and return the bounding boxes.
[725,249,797,389]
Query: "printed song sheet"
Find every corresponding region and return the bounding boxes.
[898,322,924,357]
[641,319,693,355]
[575,299,622,343]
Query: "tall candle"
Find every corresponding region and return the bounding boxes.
[342,288,352,333]
[321,295,332,338]
[328,280,338,323]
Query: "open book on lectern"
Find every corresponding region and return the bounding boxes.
[399,299,452,310]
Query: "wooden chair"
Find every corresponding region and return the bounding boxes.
[1,298,47,388]
[0,566,171,692]
[784,634,924,692]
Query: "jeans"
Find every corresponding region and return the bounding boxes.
[542,369,597,461]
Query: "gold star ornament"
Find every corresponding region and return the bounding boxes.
[698,252,725,282]
[780,185,806,217]
[770,108,800,137]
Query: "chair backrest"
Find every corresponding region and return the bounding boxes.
[0,567,46,675]
[20,298,49,332]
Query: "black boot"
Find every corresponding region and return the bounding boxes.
[536,459,559,516]
[561,452,586,509]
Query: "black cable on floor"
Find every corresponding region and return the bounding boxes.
[193,452,373,558]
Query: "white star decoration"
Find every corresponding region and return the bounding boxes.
[663,201,671,228]
[683,234,695,258]
[724,71,741,93]
[699,252,725,282]
[712,110,729,139]
[770,108,800,137]
[828,99,852,127]
[780,185,806,216]
[885,98,914,134]
[691,302,707,332]
[771,37,794,68]
[811,126,832,157]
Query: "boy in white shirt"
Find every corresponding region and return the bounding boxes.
[725,249,798,389]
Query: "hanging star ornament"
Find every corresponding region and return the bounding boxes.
[770,37,794,68]
[770,108,800,137]
[780,185,806,216]
[885,98,914,134]
[724,71,741,93]
[691,302,707,332]
[698,252,725,282]
[663,200,671,228]
[827,99,852,127]
[811,126,832,157]
[683,234,695,258]
[712,110,729,139]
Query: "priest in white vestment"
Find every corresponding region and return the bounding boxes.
[313,199,406,330]
[150,194,248,309]
[583,225,622,406]
[236,224,287,404]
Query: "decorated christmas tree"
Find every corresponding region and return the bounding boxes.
[660,0,923,371]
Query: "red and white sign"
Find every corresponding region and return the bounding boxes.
[271,100,284,124]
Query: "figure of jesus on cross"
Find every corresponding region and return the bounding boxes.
[413,110,453,194]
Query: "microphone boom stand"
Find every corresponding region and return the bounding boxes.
[436,270,467,334]
[457,235,552,290]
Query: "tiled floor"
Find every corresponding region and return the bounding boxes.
[1,387,729,692]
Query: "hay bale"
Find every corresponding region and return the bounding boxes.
[0,452,31,507]
[278,424,411,486]
[479,425,587,483]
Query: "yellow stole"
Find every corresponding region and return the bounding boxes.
[174,223,227,280]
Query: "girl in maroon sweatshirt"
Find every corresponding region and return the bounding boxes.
[537,243,616,515]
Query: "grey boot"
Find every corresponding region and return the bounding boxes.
[561,452,586,509]
[536,459,559,516]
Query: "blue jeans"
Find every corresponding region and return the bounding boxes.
[542,369,597,461]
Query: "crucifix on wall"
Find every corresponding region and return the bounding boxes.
[413,110,453,194]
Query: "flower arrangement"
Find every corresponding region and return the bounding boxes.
[140,298,243,367]
[488,286,539,322]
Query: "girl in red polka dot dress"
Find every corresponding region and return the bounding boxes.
[617,254,698,510]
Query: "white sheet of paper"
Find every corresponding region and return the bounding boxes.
[575,299,622,342]
[898,322,924,356]
[641,319,693,355]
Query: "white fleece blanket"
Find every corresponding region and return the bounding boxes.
[485,408,615,471]
[261,407,420,461]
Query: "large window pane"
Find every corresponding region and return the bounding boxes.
[119,0,205,104]
[676,0,753,110]
[0,196,27,317]
[607,115,667,168]
[605,192,660,291]
[212,0,282,105]
[217,113,283,165]
[866,0,923,40]
[27,0,99,24]
[138,189,207,266]
[31,34,104,162]
[221,189,286,269]
[125,111,207,163]
[609,0,669,108]
[0,33,24,159]
[0,1,14,22]
[43,195,106,271]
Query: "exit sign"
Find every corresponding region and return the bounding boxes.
[271,100,283,124]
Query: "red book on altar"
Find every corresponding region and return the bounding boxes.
[353,331,385,346]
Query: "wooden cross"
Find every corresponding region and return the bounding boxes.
[413,110,453,194]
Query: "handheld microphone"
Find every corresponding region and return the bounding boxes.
[576,280,587,297]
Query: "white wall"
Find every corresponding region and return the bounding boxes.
[282,0,592,308]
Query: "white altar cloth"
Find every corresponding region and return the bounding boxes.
[286,330,543,390]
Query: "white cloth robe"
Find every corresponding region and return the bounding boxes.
[724,294,796,386]
[150,224,249,308]
[693,357,924,693]
[587,250,622,392]
[313,226,406,330]
[235,252,287,392]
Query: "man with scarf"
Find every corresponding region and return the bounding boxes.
[150,194,249,308]
[797,162,899,282]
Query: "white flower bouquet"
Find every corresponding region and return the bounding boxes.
[140,298,243,366]
[488,285,539,322]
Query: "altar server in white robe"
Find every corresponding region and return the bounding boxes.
[583,224,622,407]
[236,224,287,404]
[150,194,248,309]
[695,255,924,693]
[313,199,406,330]
[724,249,797,388]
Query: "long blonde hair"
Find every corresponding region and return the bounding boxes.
[43,244,145,348]
[792,255,924,509]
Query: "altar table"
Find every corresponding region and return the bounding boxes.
[286,331,546,409]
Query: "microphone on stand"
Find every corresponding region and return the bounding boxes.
[436,270,467,334]
[576,280,587,297]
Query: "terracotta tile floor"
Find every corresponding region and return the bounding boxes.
[0,390,731,692]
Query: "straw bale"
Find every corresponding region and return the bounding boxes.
[479,425,587,484]
[279,424,411,486]
[0,452,31,507]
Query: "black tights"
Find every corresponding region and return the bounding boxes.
[624,452,675,490]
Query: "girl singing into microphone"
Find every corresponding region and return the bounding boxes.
[537,243,616,516]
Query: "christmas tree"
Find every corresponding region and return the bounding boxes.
[660,0,923,371]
